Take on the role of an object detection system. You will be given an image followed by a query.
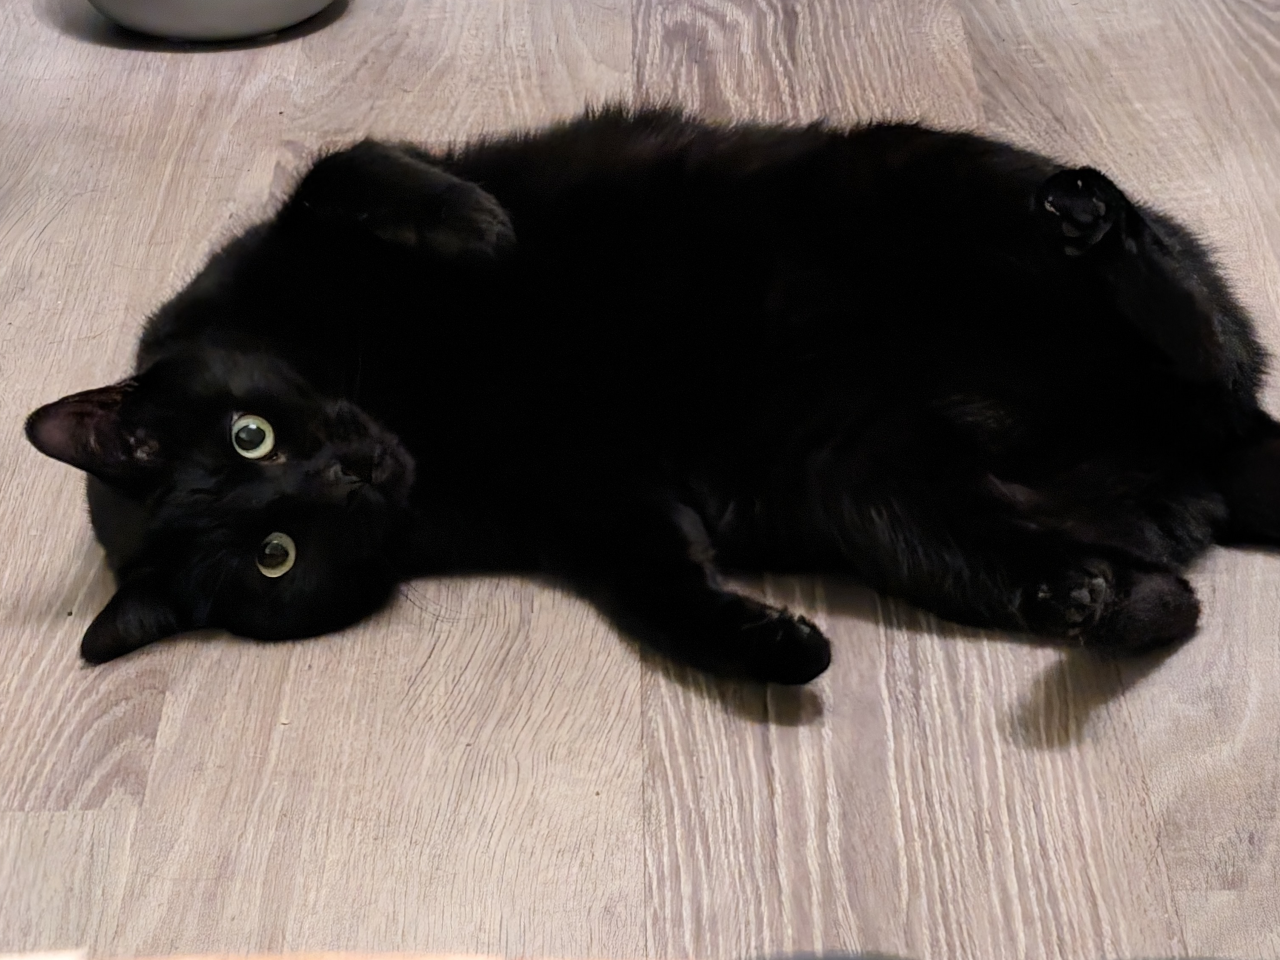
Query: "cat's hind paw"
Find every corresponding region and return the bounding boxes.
[1089,568,1199,652]
[1026,558,1114,638]
[1025,559,1199,653]
[1034,167,1125,256]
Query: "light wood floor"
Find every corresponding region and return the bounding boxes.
[3,0,1280,956]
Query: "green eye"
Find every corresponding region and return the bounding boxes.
[231,414,275,459]
[256,532,296,578]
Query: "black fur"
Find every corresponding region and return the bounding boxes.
[24,108,1280,682]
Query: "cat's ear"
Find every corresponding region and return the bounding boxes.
[82,577,185,664]
[25,380,158,483]
[283,140,515,258]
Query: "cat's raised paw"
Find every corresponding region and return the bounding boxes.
[1034,167,1125,256]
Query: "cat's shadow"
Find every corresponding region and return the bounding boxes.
[634,572,1148,736]
[1004,645,1177,749]
[16,556,1171,740]
[35,0,348,51]
[817,574,1178,750]
[636,644,827,727]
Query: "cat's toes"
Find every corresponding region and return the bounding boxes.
[1035,167,1125,256]
[736,607,832,685]
[1027,558,1114,638]
[1026,560,1199,654]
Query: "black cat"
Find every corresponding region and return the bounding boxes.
[25,108,1280,684]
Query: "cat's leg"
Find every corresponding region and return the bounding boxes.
[824,479,1204,653]
[549,499,832,684]
[1018,555,1199,650]
[1033,167,1260,390]
[888,529,1200,652]
[279,141,515,259]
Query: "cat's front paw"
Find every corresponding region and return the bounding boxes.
[731,603,832,685]
[291,141,516,259]
[1034,167,1125,256]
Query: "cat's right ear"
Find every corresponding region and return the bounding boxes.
[25,380,158,484]
[82,577,185,664]
[282,140,515,258]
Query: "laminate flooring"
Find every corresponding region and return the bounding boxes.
[3,0,1280,957]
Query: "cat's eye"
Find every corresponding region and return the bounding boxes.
[256,532,296,578]
[231,414,275,459]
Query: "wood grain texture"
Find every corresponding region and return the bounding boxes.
[2,0,1280,957]
[632,0,981,126]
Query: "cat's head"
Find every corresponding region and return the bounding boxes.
[25,138,516,663]
[26,345,416,663]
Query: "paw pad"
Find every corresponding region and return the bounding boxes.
[1035,168,1125,255]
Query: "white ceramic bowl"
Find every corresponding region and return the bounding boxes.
[85,0,337,41]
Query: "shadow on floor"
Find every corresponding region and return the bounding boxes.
[621,571,1181,733]
[818,574,1182,749]
[636,642,826,726]
[1004,644,1179,750]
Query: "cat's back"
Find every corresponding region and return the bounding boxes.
[435,108,1059,236]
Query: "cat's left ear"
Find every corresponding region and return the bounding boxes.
[25,380,159,484]
[282,140,515,258]
[82,576,186,664]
